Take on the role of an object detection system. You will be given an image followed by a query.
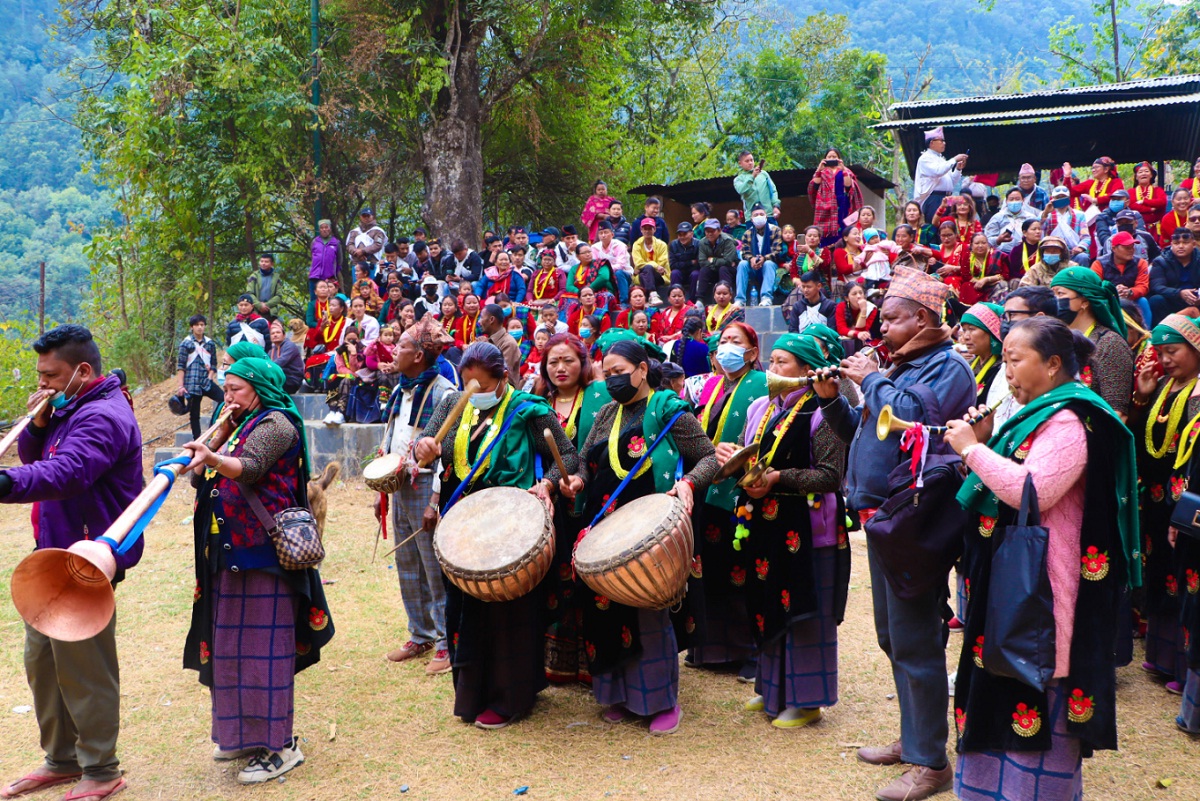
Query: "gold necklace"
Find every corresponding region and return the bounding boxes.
[1145,378,1196,459]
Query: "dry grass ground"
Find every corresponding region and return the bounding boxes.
[0,392,1195,799]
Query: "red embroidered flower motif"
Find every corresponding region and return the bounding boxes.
[199,641,211,664]
[965,577,972,602]
[1150,483,1166,503]
[691,555,703,578]
[755,614,765,633]
[1166,574,1179,596]
[1186,569,1200,595]
[453,632,460,648]
[585,641,596,662]
[1171,433,1182,453]
[781,590,791,611]
[620,626,633,648]
[685,616,696,634]
[837,526,848,549]
[755,558,769,580]
[972,636,985,669]
[978,515,997,538]
[1081,546,1109,581]
[705,523,721,543]
[1013,437,1034,461]
[1011,703,1041,737]
[730,565,747,586]
[601,494,614,516]
[785,530,800,553]
[1080,365,1093,387]
[193,583,202,602]
[308,607,328,631]
[954,707,966,734]
[296,641,312,656]
[627,435,646,459]
[547,593,559,610]
[1066,689,1094,723]
[1170,476,1186,502]
[762,498,779,521]
[594,594,610,611]
[558,564,573,581]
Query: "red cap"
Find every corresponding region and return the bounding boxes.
[1110,231,1136,247]
[639,217,657,229]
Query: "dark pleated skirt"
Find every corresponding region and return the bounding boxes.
[452,591,548,722]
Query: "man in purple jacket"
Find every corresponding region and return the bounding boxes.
[0,325,142,801]
[309,219,341,302]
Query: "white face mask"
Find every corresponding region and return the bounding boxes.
[752,215,767,228]
[469,386,504,411]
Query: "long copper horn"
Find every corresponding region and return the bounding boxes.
[0,396,50,461]
[11,408,233,642]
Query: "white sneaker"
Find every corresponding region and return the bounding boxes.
[947,670,957,696]
[322,411,336,425]
[237,737,304,784]
[758,297,773,307]
[733,299,745,308]
[649,291,663,306]
[214,744,258,761]
[326,411,345,426]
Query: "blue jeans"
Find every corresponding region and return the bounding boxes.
[614,270,631,304]
[736,259,778,304]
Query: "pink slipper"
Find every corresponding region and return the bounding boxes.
[601,705,629,723]
[473,709,512,729]
[63,778,126,801]
[0,772,81,799]
[649,705,683,735]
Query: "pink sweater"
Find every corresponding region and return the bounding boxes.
[963,409,1085,678]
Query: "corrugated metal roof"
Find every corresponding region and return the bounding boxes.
[888,73,1200,112]
[874,92,1200,129]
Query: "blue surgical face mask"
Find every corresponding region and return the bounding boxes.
[1007,201,1023,214]
[1042,252,1062,266]
[510,329,523,342]
[216,369,227,387]
[469,386,504,411]
[1109,200,1126,212]
[578,328,592,339]
[1052,197,1070,209]
[502,306,513,318]
[48,364,83,410]
[716,342,748,373]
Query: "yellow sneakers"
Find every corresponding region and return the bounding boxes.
[744,695,765,712]
[771,707,822,729]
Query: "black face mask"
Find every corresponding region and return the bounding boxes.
[1055,297,1078,325]
[1000,320,1013,339]
[605,372,641,404]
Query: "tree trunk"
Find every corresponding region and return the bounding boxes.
[420,25,484,250]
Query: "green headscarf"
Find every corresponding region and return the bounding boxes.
[1150,313,1200,350]
[800,323,846,363]
[1050,267,1127,339]
[956,381,1140,589]
[226,340,266,362]
[773,332,838,370]
[595,327,639,355]
[638,336,667,361]
[226,357,311,479]
[960,302,1005,355]
[707,332,721,353]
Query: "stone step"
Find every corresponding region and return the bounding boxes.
[174,431,192,447]
[742,305,787,334]
[293,392,329,421]
[152,447,185,466]
[307,421,385,478]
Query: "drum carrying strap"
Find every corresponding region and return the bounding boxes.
[584,409,687,530]
[441,401,538,514]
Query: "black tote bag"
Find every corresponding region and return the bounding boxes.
[981,474,1056,691]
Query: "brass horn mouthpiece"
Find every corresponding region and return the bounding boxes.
[875,391,1012,441]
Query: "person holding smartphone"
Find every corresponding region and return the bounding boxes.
[808,148,864,247]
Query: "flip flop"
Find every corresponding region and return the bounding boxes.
[0,772,81,799]
[62,778,126,801]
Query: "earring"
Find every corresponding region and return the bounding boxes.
[1049,371,1057,379]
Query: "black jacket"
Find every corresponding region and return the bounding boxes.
[1149,248,1199,304]
[668,238,700,275]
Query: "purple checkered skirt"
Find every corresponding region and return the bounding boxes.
[211,570,298,752]
[755,546,839,714]
[593,608,679,717]
[955,684,1083,801]
[1181,668,1200,733]
[1144,611,1184,683]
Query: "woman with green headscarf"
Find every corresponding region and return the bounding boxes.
[719,330,850,730]
[1050,266,1135,418]
[944,317,1138,800]
[180,357,332,785]
[960,302,1006,405]
[1131,313,1200,691]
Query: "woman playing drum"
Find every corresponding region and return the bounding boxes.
[725,331,850,729]
[181,357,334,784]
[560,337,718,734]
[414,342,579,730]
[689,321,767,677]
[535,332,611,684]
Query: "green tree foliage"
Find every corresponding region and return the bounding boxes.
[1046,0,1200,84]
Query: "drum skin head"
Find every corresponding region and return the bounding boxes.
[575,494,678,566]
[362,452,402,480]
[436,487,547,572]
